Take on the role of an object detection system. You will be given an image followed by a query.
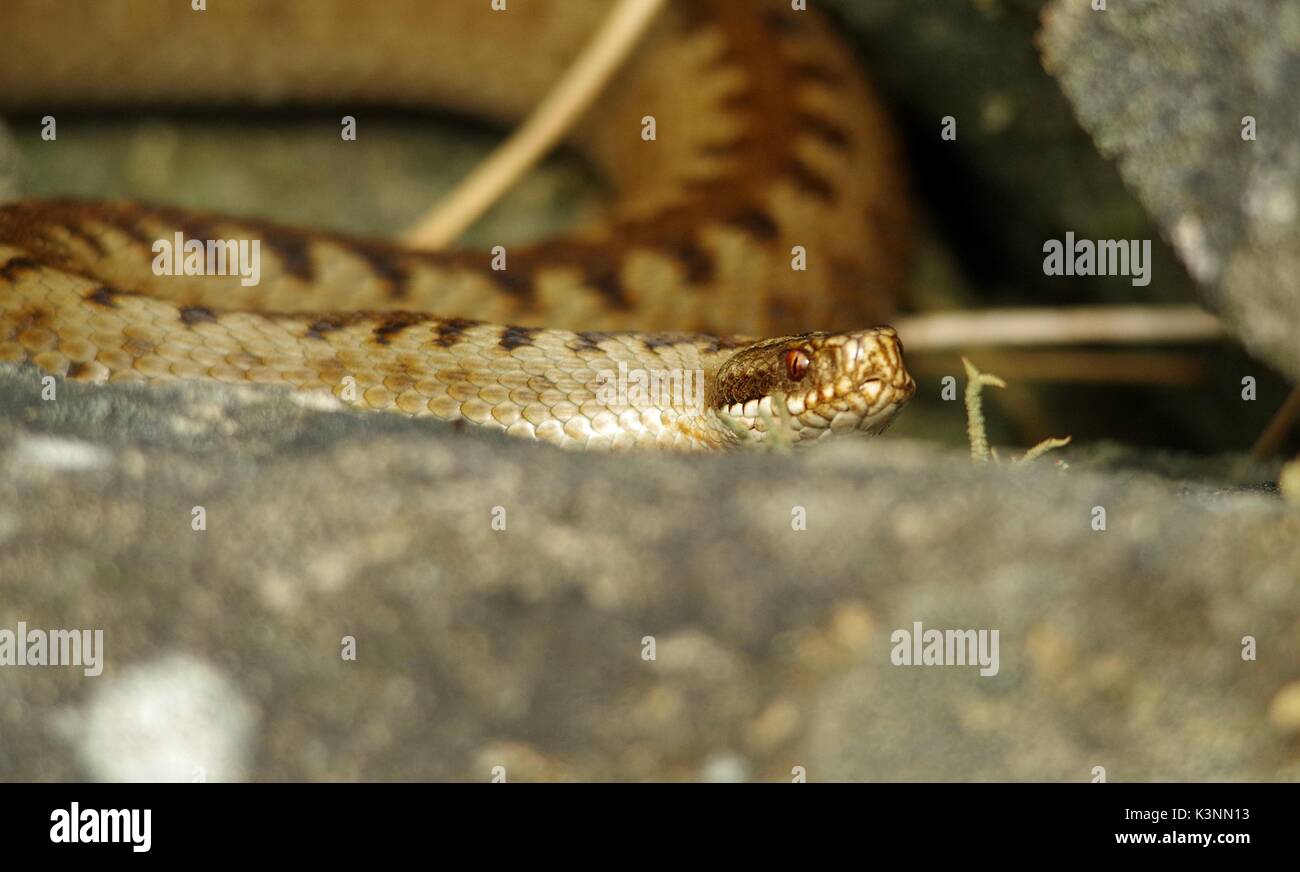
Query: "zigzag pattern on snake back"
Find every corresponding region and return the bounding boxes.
[0,0,915,450]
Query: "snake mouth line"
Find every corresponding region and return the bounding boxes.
[715,384,911,443]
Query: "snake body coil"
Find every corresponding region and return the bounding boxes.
[0,0,914,450]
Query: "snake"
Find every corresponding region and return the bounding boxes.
[0,0,915,451]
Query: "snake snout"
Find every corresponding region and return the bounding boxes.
[842,328,915,433]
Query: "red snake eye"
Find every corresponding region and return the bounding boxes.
[785,348,811,380]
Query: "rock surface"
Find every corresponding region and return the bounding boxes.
[2,364,1296,781]
[1041,0,1300,381]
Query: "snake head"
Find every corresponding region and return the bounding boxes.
[709,327,915,445]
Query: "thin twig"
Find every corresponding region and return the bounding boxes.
[1251,384,1300,459]
[1016,436,1072,464]
[894,305,1222,352]
[963,357,1006,463]
[403,0,667,250]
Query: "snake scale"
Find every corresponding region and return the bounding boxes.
[0,0,915,450]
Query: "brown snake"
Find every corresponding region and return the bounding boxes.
[0,0,915,451]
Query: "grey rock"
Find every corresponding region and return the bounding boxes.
[53,654,257,783]
[1041,0,1300,380]
[1,364,1296,781]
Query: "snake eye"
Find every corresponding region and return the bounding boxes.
[785,348,811,380]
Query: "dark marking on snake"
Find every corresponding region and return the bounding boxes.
[795,111,851,150]
[117,203,311,281]
[107,209,163,250]
[355,248,411,300]
[484,266,533,299]
[300,311,371,340]
[124,336,155,357]
[305,318,343,340]
[173,218,220,250]
[641,332,696,350]
[499,325,542,351]
[674,239,716,284]
[62,222,107,258]
[432,317,480,349]
[0,257,40,282]
[66,361,90,379]
[372,312,431,345]
[789,60,846,87]
[6,303,52,333]
[87,212,153,253]
[179,305,218,326]
[785,158,836,203]
[725,206,780,241]
[264,232,314,283]
[85,286,120,308]
[584,264,628,307]
[567,330,614,354]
